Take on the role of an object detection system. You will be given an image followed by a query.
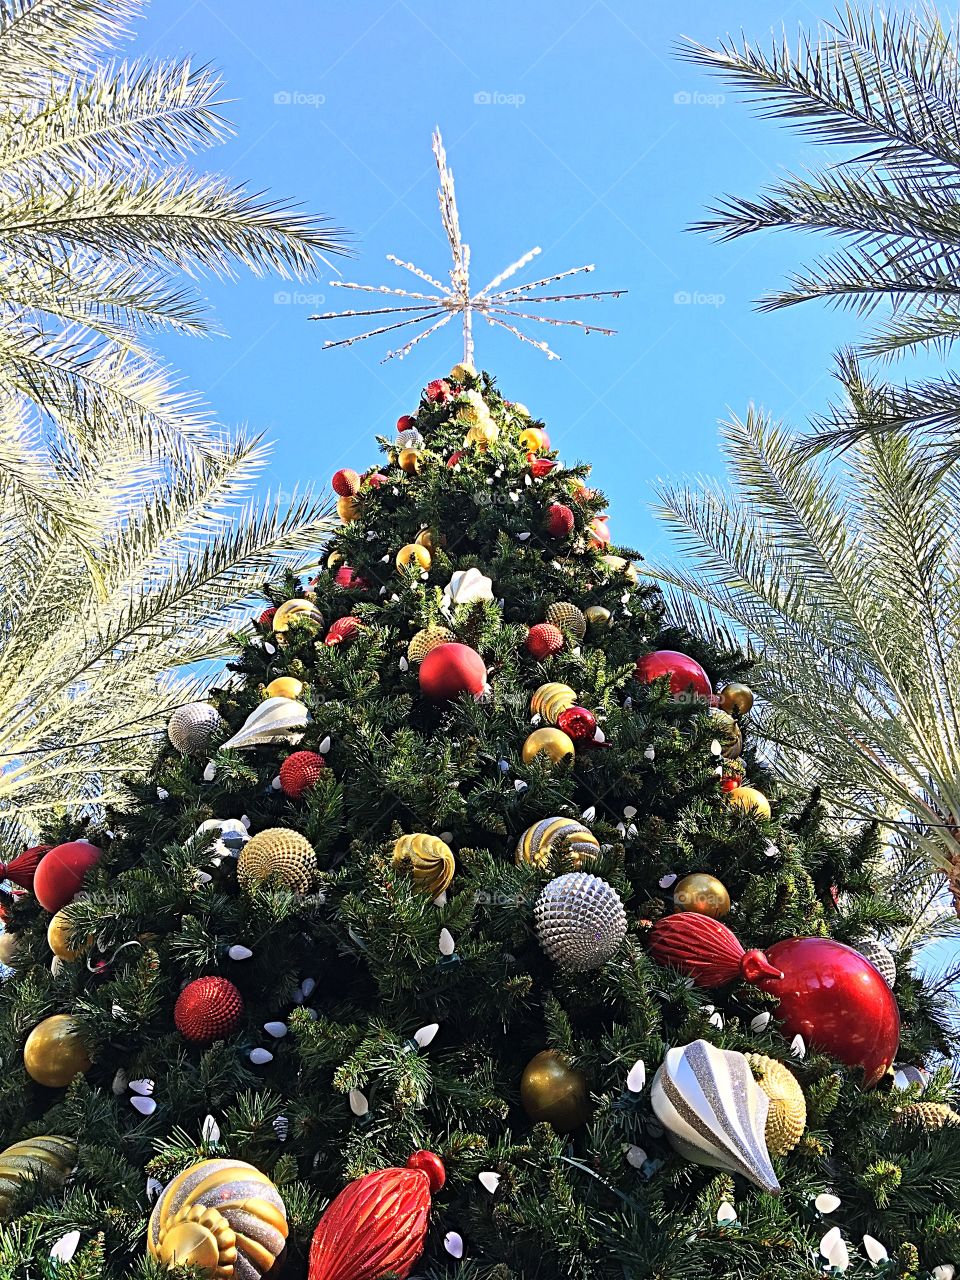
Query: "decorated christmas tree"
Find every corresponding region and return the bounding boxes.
[1,138,959,1280]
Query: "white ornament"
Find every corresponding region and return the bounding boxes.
[863,1235,888,1265]
[790,1034,806,1059]
[301,977,316,998]
[626,1059,646,1093]
[129,1078,154,1096]
[750,1012,771,1033]
[349,1089,369,1116]
[111,1068,128,1095]
[228,944,253,961]
[478,1171,500,1194]
[625,1145,647,1168]
[202,761,217,782]
[439,928,455,956]
[820,1227,850,1271]
[643,745,655,760]
[220,697,308,751]
[581,806,596,822]
[273,1115,290,1141]
[318,735,332,754]
[933,1268,956,1280]
[444,1231,464,1259]
[130,1095,157,1116]
[264,1021,288,1038]
[442,566,493,608]
[414,1022,440,1047]
[658,874,677,889]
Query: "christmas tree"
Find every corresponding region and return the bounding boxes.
[0,361,958,1279]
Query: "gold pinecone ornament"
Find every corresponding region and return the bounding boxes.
[545,601,587,640]
[746,1053,807,1156]
[407,626,456,663]
[896,1101,960,1130]
[392,833,455,897]
[237,828,317,893]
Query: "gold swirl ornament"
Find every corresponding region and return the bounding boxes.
[515,818,599,869]
[530,682,576,724]
[148,1158,288,1279]
[392,833,455,897]
[0,1136,76,1218]
[746,1053,807,1156]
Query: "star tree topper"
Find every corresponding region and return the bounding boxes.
[311,130,624,364]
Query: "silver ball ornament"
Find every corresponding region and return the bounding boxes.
[534,872,627,971]
[168,703,224,755]
[396,427,424,450]
[854,938,897,988]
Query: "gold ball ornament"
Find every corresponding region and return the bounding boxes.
[398,447,422,474]
[673,872,731,918]
[727,785,771,821]
[545,601,587,640]
[47,911,91,962]
[896,1101,960,1130]
[327,550,343,569]
[522,727,575,766]
[600,554,638,584]
[518,426,547,452]
[148,1158,288,1279]
[465,422,499,451]
[746,1054,807,1156]
[265,676,304,700]
[719,682,754,716]
[584,605,612,629]
[530,682,576,724]
[450,361,477,381]
[392,833,455,897]
[396,543,432,571]
[515,818,599,869]
[709,708,743,760]
[336,494,361,523]
[0,931,16,966]
[407,626,456,663]
[521,1050,590,1132]
[237,827,317,894]
[23,1014,91,1087]
[272,598,323,633]
[0,1135,76,1218]
[414,527,444,552]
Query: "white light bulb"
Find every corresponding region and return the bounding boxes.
[414,1022,440,1047]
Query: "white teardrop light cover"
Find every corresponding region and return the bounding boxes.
[626,1060,646,1093]
[478,1171,500,1194]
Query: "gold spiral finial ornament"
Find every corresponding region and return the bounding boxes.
[522,727,575,765]
[530,682,577,724]
[0,1136,76,1218]
[392,833,455,897]
[272,599,323,634]
[515,818,599,869]
[745,1053,807,1156]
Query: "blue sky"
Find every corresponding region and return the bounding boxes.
[135,0,861,561]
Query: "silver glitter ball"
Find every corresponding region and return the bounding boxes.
[167,702,224,755]
[396,427,424,450]
[534,872,627,971]
[854,938,897,988]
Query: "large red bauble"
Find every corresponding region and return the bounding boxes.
[308,1152,444,1280]
[556,706,598,742]
[525,623,564,660]
[174,976,244,1045]
[331,468,361,496]
[757,938,900,1086]
[280,750,326,799]
[546,503,575,537]
[419,643,486,700]
[396,414,416,431]
[34,841,102,912]
[635,650,711,699]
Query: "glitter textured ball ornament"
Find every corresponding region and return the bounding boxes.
[325,616,363,646]
[336,495,360,522]
[584,605,612,629]
[238,828,317,893]
[47,910,91,961]
[396,543,431,571]
[23,1014,91,1087]
[545,503,574,537]
[221,698,308,751]
[556,705,597,743]
[407,627,456,663]
[727,785,771,820]
[545,601,587,640]
[279,751,326,800]
[265,677,303,700]
[168,703,224,755]
[853,939,897,988]
[392,834,455,897]
[651,1040,780,1193]
[525,623,564,659]
[0,1136,76,1218]
[308,1151,444,1280]
[174,977,244,1045]
[273,598,324,633]
[519,427,550,452]
[897,1101,960,1130]
[635,650,711,699]
[515,818,599,869]
[673,872,731,918]
[398,448,421,474]
[148,1158,288,1279]
[332,468,361,497]
[522,727,575,766]
[34,841,101,912]
[530,681,576,723]
[418,643,486,700]
[745,1053,806,1156]
[534,872,627,970]
[719,682,754,716]
[521,1050,590,1132]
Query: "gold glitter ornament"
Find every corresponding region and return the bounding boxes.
[265,677,304,700]
[0,1136,76,1218]
[23,1014,91,1087]
[396,543,432,571]
[237,827,317,894]
[392,833,455,897]
[530,682,576,723]
[672,872,731,918]
[726,785,771,820]
[515,817,599,869]
[584,605,612,629]
[272,599,323,633]
[521,1050,590,1132]
[719,682,754,716]
[522,727,575,765]
[896,1101,960,1130]
[398,448,422,474]
[545,602,587,640]
[746,1053,807,1156]
[407,627,456,663]
[709,708,742,760]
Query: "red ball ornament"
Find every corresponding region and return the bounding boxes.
[546,503,575,537]
[720,777,738,793]
[325,616,363,646]
[365,471,389,489]
[419,643,486,701]
[334,565,368,590]
[425,379,453,404]
[280,750,326,799]
[174,976,244,1045]
[556,706,598,742]
[525,623,564,660]
[589,515,611,549]
[258,606,277,628]
[34,841,102,912]
[332,468,361,497]
[308,1151,444,1280]
[396,414,417,431]
[528,455,557,478]
[0,845,50,891]
[447,450,465,468]
[635,650,712,699]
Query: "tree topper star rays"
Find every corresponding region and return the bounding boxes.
[311,130,625,364]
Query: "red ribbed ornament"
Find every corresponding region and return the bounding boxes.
[308,1152,444,1280]
[279,751,326,800]
[635,650,711,699]
[525,623,564,660]
[258,606,277,628]
[174,976,244,1045]
[648,914,782,987]
[325,616,363,646]
[589,515,611,549]
[334,565,368,590]
[545,503,574,537]
[331,469,361,496]
[0,845,50,891]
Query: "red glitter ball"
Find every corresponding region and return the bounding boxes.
[557,705,598,742]
[174,976,244,1045]
[280,750,326,799]
[332,468,361,496]
[545,503,575,537]
[525,623,564,660]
